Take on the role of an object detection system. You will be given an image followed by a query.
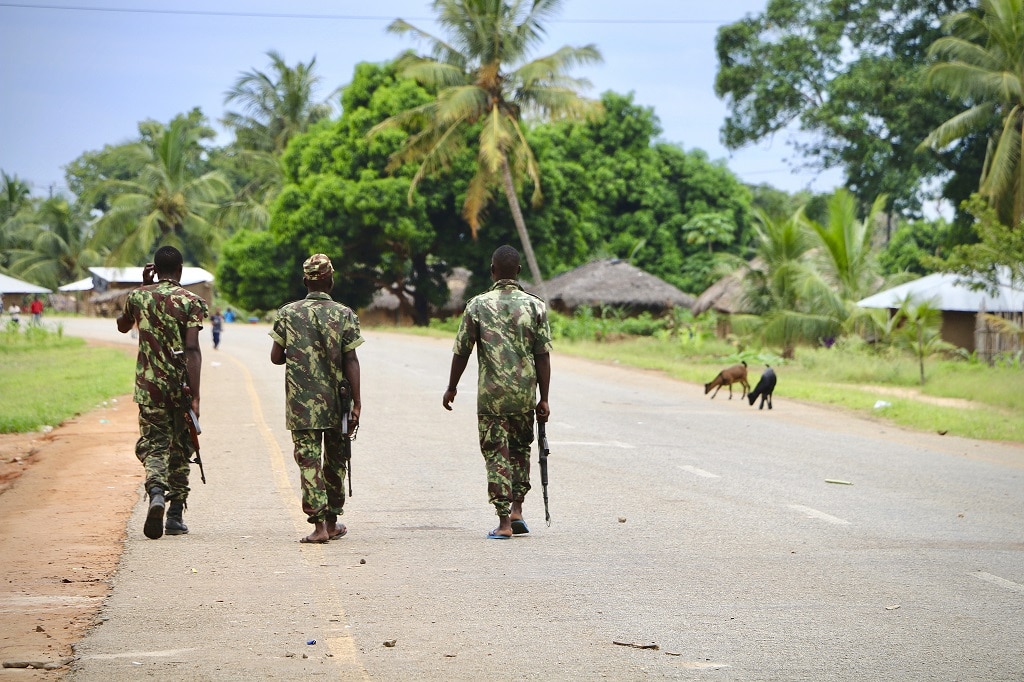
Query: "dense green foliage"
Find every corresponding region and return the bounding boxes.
[715,0,983,219]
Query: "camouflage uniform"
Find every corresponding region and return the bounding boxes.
[122,280,208,504]
[269,292,363,524]
[453,279,552,517]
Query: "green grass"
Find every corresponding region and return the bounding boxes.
[0,324,135,433]
[552,335,1024,443]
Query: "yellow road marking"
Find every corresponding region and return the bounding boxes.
[223,353,368,678]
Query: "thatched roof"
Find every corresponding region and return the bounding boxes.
[691,258,762,315]
[543,259,694,313]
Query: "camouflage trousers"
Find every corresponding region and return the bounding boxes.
[291,428,348,524]
[477,412,534,517]
[136,404,191,502]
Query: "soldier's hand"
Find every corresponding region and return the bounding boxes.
[142,263,157,285]
[536,399,550,423]
[191,397,200,421]
[350,402,360,428]
[443,388,457,411]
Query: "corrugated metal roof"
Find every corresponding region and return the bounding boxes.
[0,273,52,294]
[857,268,1024,313]
[58,277,94,292]
[88,266,214,286]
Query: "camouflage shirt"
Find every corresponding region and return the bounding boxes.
[269,291,364,430]
[122,280,208,408]
[453,279,552,416]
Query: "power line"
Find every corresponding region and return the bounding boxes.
[0,2,730,24]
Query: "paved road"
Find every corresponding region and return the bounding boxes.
[58,317,1024,681]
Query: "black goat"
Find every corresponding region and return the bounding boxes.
[747,366,776,410]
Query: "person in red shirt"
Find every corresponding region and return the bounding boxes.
[29,298,43,325]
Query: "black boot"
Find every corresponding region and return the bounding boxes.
[144,487,165,539]
[165,500,189,535]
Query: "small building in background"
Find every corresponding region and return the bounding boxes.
[0,273,52,316]
[84,267,215,317]
[857,268,1024,355]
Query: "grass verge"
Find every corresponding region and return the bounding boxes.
[0,324,135,433]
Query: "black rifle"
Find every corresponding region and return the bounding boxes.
[183,386,206,484]
[338,379,354,496]
[538,420,551,526]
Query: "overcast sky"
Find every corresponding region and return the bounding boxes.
[0,0,843,199]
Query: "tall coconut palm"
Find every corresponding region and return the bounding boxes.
[223,50,336,156]
[919,0,1024,225]
[371,0,603,292]
[5,196,100,290]
[90,119,231,265]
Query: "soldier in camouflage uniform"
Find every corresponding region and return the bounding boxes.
[116,245,208,540]
[443,245,552,539]
[270,253,363,544]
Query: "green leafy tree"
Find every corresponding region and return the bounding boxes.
[525,92,753,294]
[4,195,100,289]
[715,0,972,217]
[879,216,954,276]
[220,61,466,319]
[919,0,1024,226]
[372,0,603,292]
[939,193,1024,285]
[89,116,231,266]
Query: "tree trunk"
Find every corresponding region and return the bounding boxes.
[500,156,545,300]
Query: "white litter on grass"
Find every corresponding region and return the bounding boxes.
[873,400,892,409]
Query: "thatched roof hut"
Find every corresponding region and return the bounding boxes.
[543,259,694,315]
[691,258,762,315]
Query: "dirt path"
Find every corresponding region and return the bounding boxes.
[0,399,138,678]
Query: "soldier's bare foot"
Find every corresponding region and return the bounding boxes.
[300,521,330,543]
[328,522,347,539]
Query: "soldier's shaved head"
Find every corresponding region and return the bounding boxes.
[491,245,521,280]
[153,245,183,280]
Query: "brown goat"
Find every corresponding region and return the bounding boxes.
[704,361,749,399]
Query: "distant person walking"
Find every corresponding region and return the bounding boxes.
[443,245,552,539]
[270,254,363,544]
[210,308,224,349]
[116,246,208,539]
[7,303,20,326]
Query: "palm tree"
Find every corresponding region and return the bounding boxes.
[919,0,1024,225]
[803,189,885,303]
[5,196,100,290]
[740,208,842,358]
[90,119,231,265]
[1,171,32,222]
[891,295,952,384]
[223,50,336,155]
[372,0,603,292]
